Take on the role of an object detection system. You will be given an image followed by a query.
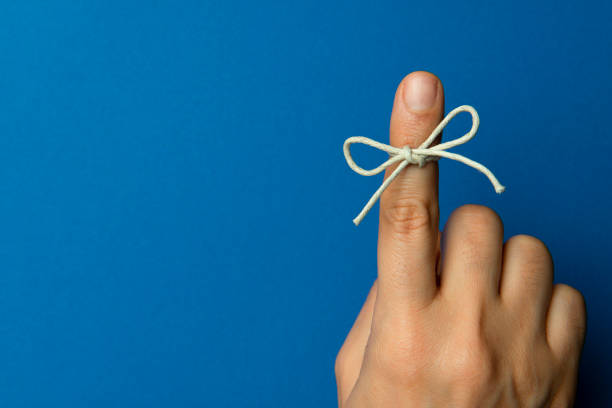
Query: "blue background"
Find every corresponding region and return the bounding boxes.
[0,0,610,406]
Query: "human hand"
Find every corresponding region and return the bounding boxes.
[335,72,586,407]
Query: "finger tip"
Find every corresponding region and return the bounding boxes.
[398,71,442,111]
[390,71,445,148]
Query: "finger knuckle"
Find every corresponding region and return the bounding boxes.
[506,234,553,268]
[382,196,433,236]
[507,234,549,254]
[450,204,503,233]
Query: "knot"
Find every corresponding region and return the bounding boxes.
[402,146,426,167]
[343,105,506,226]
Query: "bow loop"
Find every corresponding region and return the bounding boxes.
[343,136,405,176]
[343,105,505,226]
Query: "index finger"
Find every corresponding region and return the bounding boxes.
[375,71,444,313]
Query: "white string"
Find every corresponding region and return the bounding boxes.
[343,105,505,226]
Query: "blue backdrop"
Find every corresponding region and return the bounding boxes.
[0,0,610,406]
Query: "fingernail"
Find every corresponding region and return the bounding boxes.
[404,73,438,111]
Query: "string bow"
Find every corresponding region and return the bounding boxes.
[343,105,505,226]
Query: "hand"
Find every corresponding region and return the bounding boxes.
[335,72,586,407]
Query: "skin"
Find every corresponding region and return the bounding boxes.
[335,71,586,407]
